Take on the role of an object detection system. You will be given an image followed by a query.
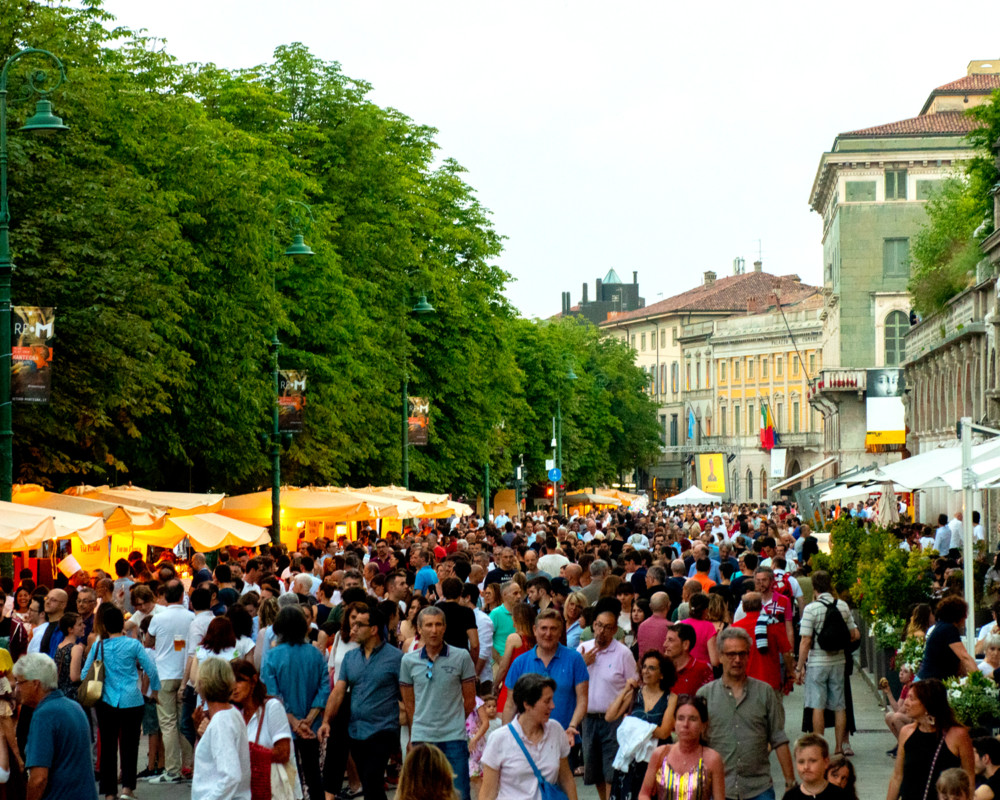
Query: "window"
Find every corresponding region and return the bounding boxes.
[776,357,783,377]
[809,353,816,374]
[731,470,739,500]
[686,363,691,390]
[761,469,768,498]
[631,335,636,349]
[746,469,754,499]
[721,407,727,436]
[884,238,910,278]
[793,401,800,433]
[720,361,727,382]
[747,403,754,434]
[734,405,741,436]
[747,359,754,380]
[734,360,741,381]
[885,310,908,366]
[660,329,666,348]
[659,414,667,444]
[761,358,768,379]
[670,415,678,447]
[793,356,799,376]
[641,332,646,351]
[885,169,907,200]
[776,402,783,432]
[672,327,678,344]
[696,362,701,389]
[671,362,679,393]
[845,180,876,202]
[660,363,666,395]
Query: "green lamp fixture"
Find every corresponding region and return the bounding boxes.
[567,364,578,381]
[283,233,314,257]
[412,295,435,315]
[20,98,68,133]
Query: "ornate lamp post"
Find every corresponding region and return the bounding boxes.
[269,202,314,542]
[1,48,68,503]
[401,294,434,490]
[555,363,578,514]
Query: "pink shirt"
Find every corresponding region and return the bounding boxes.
[637,616,672,659]
[683,618,718,664]
[577,639,637,713]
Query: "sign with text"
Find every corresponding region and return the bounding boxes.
[408,396,429,445]
[697,453,727,495]
[770,448,787,479]
[278,370,306,432]
[12,306,54,403]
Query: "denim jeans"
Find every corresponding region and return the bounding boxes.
[179,684,198,745]
[415,738,470,800]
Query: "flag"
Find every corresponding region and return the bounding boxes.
[760,402,775,450]
[687,409,696,440]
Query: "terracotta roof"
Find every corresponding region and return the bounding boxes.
[600,272,819,325]
[840,111,981,137]
[933,74,1000,93]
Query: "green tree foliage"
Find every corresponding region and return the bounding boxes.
[909,91,1000,315]
[3,1,661,497]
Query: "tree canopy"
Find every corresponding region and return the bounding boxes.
[3,0,661,499]
[909,91,1000,315]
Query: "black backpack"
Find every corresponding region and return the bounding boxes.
[815,597,851,652]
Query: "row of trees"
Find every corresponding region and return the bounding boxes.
[909,90,1000,314]
[4,1,661,498]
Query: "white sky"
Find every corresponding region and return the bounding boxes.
[99,0,1000,319]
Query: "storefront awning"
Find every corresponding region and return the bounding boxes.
[770,456,837,493]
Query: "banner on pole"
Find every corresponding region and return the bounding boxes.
[696,453,727,494]
[408,396,429,445]
[865,369,906,452]
[12,306,54,403]
[770,448,787,479]
[278,370,306,432]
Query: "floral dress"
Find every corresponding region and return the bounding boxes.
[467,698,502,778]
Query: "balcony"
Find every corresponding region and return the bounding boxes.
[775,432,822,449]
[809,369,866,398]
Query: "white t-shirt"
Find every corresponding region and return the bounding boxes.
[481,717,570,800]
[27,622,49,654]
[246,698,293,748]
[191,707,251,800]
[537,554,570,578]
[236,636,255,659]
[474,607,493,683]
[328,635,359,679]
[148,604,196,681]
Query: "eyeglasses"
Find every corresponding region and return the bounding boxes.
[592,622,615,631]
[426,661,434,680]
[721,650,750,659]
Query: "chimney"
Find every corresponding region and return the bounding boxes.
[561,292,570,315]
[703,270,716,287]
[633,271,638,285]
[596,278,603,299]
[582,282,589,303]
[753,260,763,273]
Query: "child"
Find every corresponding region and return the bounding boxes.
[881,665,915,756]
[783,734,847,800]
[826,755,858,800]
[137,616,164,779]
[936,767,973,800]
[467,694,500,793]
[0,648,21,774]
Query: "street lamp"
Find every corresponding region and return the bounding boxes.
[402,293,435,490]
[1,49,68,504]
[269,201,314,542]
[555,363,578,514]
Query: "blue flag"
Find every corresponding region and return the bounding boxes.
[687,409,696,439]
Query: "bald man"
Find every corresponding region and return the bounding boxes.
[30,589,68,657]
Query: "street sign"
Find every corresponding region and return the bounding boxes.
[545,459,555,471]
[548,468,562,482]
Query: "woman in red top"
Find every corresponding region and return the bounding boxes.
[493,603,536,712]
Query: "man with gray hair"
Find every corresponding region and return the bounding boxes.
[697,626,795,800]
[15,653,97,800]
[581,559,609,606]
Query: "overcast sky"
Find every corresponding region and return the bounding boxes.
[99,0,1000,319]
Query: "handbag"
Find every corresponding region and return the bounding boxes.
[509,724,570,800]
[248,702,273,800]
[77,641,105,708]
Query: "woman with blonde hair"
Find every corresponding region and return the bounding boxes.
[254,597,280,670]
[396,743,458,800]
[494,604,537,713]
[564,592,587,650]
[192,657,251,799]
[705,592,731,630]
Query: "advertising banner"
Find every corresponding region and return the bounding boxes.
[408,396,429,445]
[770,448,787,479]
[697,453,727,494]
[865,369,906,451]
[278,370,306,432]
[12,306,54,403]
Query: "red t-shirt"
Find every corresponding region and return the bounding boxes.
[734,613,791,690]
[761,592,794,623]
[433,545,447,561]
[673,656,714,696]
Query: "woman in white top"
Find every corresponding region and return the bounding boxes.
[231,660,300,800]
[480,673,578,800]
[189,618,239,704]
[192,657,251,800]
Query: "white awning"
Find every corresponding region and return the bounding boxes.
[770,456,837,493]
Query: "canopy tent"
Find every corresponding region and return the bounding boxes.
[221,487,412,528]
[770,456,837,493]
[13,486,165,532]
[602,488,640,505]
[128,513,269,552]
[0,501,106,551]
[927,453,1000,492]
[360,485,474,519]
[818,482,909,503]
[63,485,225,516]
[565,492,623,508]
[866,438,1000,491]
[663,486,719,506]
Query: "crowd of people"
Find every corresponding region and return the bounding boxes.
[0,499,991,800]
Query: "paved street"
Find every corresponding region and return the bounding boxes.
[126,665,895,800]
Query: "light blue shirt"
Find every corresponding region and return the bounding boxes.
[566,620,582,650]
[934,525,951,553]
[261,642,330,737]
[81,636,160,708]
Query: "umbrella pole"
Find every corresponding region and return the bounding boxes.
[961,417,976,653]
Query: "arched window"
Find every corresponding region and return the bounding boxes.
[731,469,739,501]
[885,310,908,366]
[746,469,754,499]
[760,468,768,498]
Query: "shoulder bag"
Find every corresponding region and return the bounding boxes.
[78,640,105,707]
[509,723,569,800]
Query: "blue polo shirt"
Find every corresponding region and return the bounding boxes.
[25,691,98,800]
[339,641,403,740]
[504,644,589,729]
[414,565,438,596]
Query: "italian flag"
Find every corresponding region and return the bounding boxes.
[760,403,774,450]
